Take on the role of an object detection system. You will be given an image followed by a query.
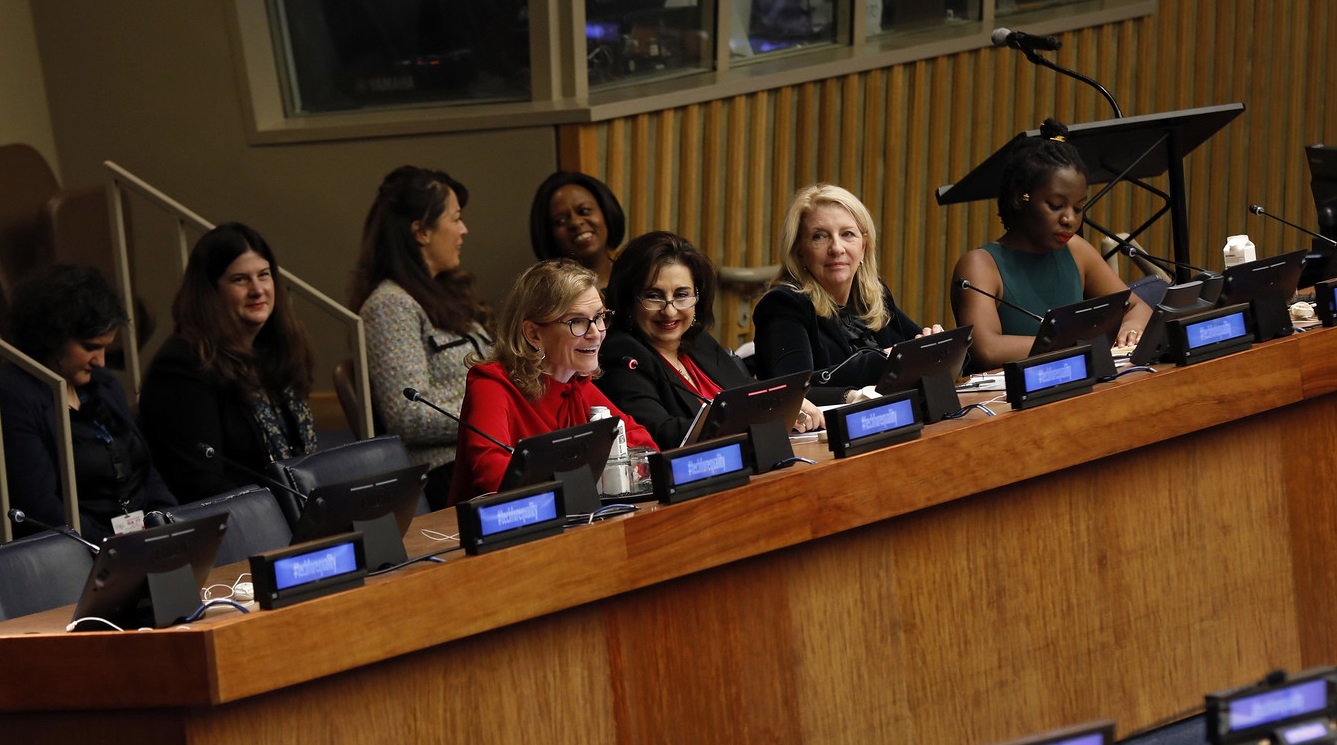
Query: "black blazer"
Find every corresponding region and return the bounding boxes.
[139,336,274,503]
[752,282,921,405]
[596,327,752,450]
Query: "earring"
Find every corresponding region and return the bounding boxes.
[1021,193,1031,202]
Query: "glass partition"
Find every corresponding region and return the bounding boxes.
[585,0,714,88]
[269,0,531,114]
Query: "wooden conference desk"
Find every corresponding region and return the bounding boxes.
[3,328,1337,745]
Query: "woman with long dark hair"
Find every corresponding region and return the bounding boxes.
[140,223,316,502]
[350,165,492,507]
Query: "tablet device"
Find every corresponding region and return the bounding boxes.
[875,325,972,395]
[71,513,229,630]
[291,462,429,544]
[683,371,810,446]
[1216,248,1307,340]
[1028,290,1130,358]
[500,416,619,515]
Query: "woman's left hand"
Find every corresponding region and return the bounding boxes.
[915,324,945,339]
[1115,326,1141,348]
[794,398,825,433]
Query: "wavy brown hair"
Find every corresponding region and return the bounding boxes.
[483,259,599,400]
[350,165,491,334]
[172,222,313,396]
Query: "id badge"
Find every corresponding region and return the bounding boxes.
[111,510,146,535]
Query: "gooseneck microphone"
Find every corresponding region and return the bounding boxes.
[619,355,713,404]
[402,388,514,454]
[991,27,1061,53]
[7,508,100,554]
[816,348,885,385]
[1248,203,1337,247]
[196,443,309,507]
[992,27,1124,118]
[1114,240,1216,277]
[954,278,1045,322]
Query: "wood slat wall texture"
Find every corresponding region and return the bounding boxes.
[559,0,1337,348]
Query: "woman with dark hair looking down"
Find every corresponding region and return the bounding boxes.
[950,118,1150,371]
[140,222,317,502]
[0,265,176,542]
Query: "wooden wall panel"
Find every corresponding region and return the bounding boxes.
[560,0,1337,349]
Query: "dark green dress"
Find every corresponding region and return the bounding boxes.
[981,242,1083,335]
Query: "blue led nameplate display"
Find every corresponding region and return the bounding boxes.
[652,433,752,505]
[1166,303,1254,366]
[1185,310,1248,349]
[847,397,915,439]
[458,481,567,555]
[273,541,360,591]
[1228,679,1330,732]
[1208,667,1337,745]
[987,720,1114,745]
[1023,353,1088,393]
[827,389,923,459]
[250,532,368,610]
[670,442,746,486]
[477,489,559,537]
[1004,345,1097,411]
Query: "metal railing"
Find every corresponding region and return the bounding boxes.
[0,339,76,542]
[102,161,374,438]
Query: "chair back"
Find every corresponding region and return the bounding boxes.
[266,435,425,528]
[0,529,96,622]
[170,485,293,566]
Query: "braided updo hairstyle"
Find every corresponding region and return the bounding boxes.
[996,119,1089,231]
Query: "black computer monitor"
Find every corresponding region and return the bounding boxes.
[70,513,229,630]
[875,325,972,421]
[290,462,430,570]
[1027,290,1129,379]
[499,416,619,516]
[1216,248,1307,340]
[679,370,810,444]
[678,371,810,474]
[1128,280,1215,366]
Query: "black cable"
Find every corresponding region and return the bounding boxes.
[368,545,465,577]
[942,403,996,419]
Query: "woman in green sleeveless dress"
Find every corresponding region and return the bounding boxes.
[951,119,1150,371]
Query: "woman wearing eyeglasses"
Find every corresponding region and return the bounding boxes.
[597,231,823,449]
[448,258,655,505]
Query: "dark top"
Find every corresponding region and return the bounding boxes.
[596,327,753,450]
[981,242,1083,336]
[752,281,921,405]
[139,336,310,503]
[0,364,175,543]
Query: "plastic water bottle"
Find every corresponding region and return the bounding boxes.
[1223,234,1256,268]
[589,406,629,496]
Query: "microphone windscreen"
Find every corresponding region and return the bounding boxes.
[1248,204,1264,215]
[990,28,1012,47]
[7,508,24,523]
[403,387,419,401]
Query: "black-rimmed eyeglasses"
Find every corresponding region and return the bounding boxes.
[637,293,699,312]
[539,310,614,336]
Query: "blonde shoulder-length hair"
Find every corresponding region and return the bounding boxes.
[481,258,600,400]
[775,183,887,330]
